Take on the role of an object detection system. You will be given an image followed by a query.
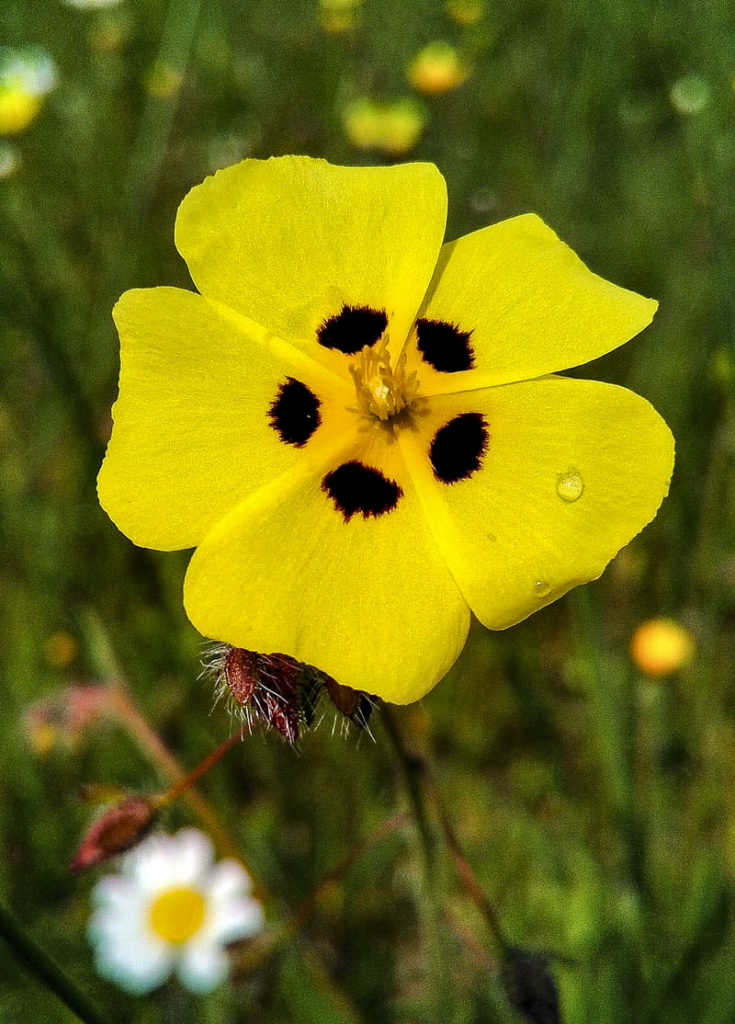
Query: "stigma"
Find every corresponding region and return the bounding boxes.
[349,337,420,422]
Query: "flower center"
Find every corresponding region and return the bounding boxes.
[148,885,206,944]
[349,337,420,422]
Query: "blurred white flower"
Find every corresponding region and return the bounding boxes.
[62,0,124,8]
[88,828,264,995]
[670,74,710,115]
[0,141,20,179]
[0,46,57,136]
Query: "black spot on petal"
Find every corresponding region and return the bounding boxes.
[416,318,474,372]
[322,461,403,521]
[269,378,321,447]
[430,413,488,483]
[317,305,388,355]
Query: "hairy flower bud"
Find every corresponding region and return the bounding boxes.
[208,644,376,741]
[71,797,157,874]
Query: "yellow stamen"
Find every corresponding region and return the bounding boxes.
[349,337,420,421]
[148,885,206,944]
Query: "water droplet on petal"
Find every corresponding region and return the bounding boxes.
[534,580,551,598]
[556,469,584,503]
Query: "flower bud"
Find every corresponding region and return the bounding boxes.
[212,645,376,741]
[71,797,157,874]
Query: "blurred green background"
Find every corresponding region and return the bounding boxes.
[1,0,735,1021]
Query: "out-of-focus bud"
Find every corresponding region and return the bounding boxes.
[44,631,78,668]
[670,74,710,116]
[407,42,470,95]
[630,618,695,677]
[144,61,183,99]
[71,797,157,874]
[318,0,363,34]
[502,946,562,1024]
[24,684,110,755]
[342,97,427,156]
[446,0,485,25]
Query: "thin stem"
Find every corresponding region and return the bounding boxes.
[571,589,646,899]
[154,730,243,808]
[104,685,246,870]
[124,0,203,221]
[0,901,109,1024]
[421,767,510,954]
[233,812,409,977]
[381,707,454,1021]
[380,707,435,865]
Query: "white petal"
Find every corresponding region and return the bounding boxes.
[207,898,265,944]
[167,828,215,886]
[207,859,253,902]
[92,930,173,995]
[125,833,175,891]
[176,941,229,994]
[88,905,147,945]
[126,828,214,891]
[90,875,139,912]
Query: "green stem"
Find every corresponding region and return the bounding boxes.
[381,708,454,1021]
[571,589,647,900]
[0,901,109,1024]
[420,767,509,955]
[381,707,435,865]
[124,0,203,221]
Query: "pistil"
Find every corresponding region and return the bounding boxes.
[349,337,420,422]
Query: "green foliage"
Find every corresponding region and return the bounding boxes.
[1,0,734,1021]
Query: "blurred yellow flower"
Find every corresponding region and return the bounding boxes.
[630,618,694,676]
[446,0,485,25]
[342,97,426,155]
[88,15,130,53]
[408,42,470,95]
[318,0,363,33]
[0,47,57,137]
[99,156,674,703]
[44,630,78,668]
[0,92,41,137]
[144,61,183,99]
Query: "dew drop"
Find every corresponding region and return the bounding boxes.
[534,580,551,598]
[556,469,584,503]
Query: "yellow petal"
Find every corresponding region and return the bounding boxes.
[98,287,352,550]
[175,156,447,372]
[401,376,674,629]
[409,214,657,394]
[184,422,469,703]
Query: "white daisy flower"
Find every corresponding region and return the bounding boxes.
[88,828,264,995]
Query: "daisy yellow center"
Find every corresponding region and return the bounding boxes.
[148,885,206,944]
[349,337,420,421]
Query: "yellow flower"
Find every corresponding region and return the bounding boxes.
[144,61,183,99]
[318,0,363,33]
[0,47,57,137]
[98,157,674,704]
[630,618,694,677]
[342,98,426,155]
[446,0,485,25]
[407,42,470,95]
[0,91,41,136]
